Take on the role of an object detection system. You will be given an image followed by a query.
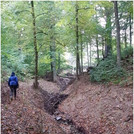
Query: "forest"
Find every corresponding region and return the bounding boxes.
[1,1,133,134]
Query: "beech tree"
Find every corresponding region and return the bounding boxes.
[114,1,121,68]
[31,1,38,88]
[1,1,133,81]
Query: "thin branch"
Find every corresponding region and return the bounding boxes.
[55,39,66,47]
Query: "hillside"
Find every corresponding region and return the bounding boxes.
[1,73,133,134]
[59,73,133,133]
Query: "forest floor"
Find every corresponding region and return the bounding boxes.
[1,73,133,134]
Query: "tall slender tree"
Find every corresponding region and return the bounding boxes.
[129,13,132,46]
[124,21,127,48]
[87,43,89,67]
[114,1,121,68]
[104,6,112,57]
[80,33,83,73]
[31,1,38,88]
[75,1,80,79]
[96,35,99,63]
[90,43,92,66]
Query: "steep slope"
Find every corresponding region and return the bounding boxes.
[59,73,133,134]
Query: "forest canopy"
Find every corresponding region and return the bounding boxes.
[1,1,133,86]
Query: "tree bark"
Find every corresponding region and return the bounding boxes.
[102,36,105,58]
[58,52,60,73]
[129,13,132,46]
[124,17,128,48]
[96,35,99,63]
[50,36,57,82]
[78,51,81,75]
[75,1,80,79]
[49,2,57,82]
[124,29,127,48]
[105,7,112,57]
[114,1,121,68]
[80,34,83,74]
[90,43,91,66]
[87,43,89,67]
[52,38,57,82]
[31,1,38,88]
[50,45,53,81]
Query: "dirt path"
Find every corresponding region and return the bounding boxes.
[1,74,133,134]
[1,80,65,134]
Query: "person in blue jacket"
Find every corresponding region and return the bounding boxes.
[8,72,19,100]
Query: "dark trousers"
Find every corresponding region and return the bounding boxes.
[10,85,17,98]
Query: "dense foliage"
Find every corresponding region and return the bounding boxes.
[90,46,133,84]
[1,1,133,84]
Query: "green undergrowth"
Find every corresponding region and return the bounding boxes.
[90,46,133,85]
[1,64,31,82]
[1,57,72,83]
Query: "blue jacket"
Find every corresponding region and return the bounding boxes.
[8,72,18,87]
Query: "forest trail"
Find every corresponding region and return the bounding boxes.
[2,1,133,133]
[1,73,133,134]
[1,80,65,134]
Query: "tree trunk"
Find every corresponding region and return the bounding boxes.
[31,1,38,88]
[50,36,57,82]
[90,43,91,66]
[102,36,105,58]
[50,45,53,81]
[52,38,57,82]
[87,43,89,67]
[105,7,112,57]
[104,41,108,58]
[114,1,121,68]
[75,1,80,79]
[80,34,83,74]
[58,52,60,73]
[129,13,132,46]
[96,35,99,63]
[124,17,128,48]
[124,29,127,48]
[78,51,81,75]
[49,2,57,82]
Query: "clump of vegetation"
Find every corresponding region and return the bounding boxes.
[90,46,133,84]
[121,46,133,60]
[1,62,29,82]
[90,56,126,83]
